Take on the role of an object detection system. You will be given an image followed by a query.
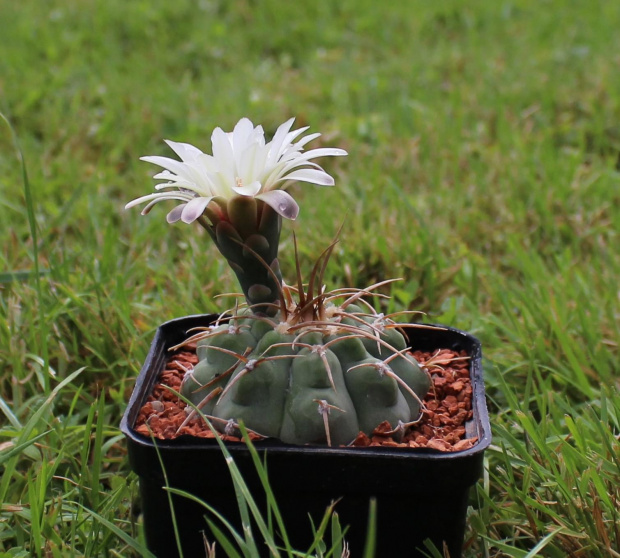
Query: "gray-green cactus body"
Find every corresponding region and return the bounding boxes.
[204,198,283,315]
[181,307,430,446]
[280,346,359,446]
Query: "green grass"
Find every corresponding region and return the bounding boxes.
[1,0,619,555]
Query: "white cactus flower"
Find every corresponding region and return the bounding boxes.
[125,117,347,223]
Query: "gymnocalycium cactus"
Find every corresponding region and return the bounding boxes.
[126,117,432,446]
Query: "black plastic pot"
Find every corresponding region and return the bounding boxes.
[121,314,491,558]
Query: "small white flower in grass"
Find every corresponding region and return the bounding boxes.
[125,117,347,224]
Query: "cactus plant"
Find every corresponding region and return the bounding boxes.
[176,244,431,446]
[126,116,432,446]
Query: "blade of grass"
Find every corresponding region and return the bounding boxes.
[238,421,293,553]
[0,111,50,391]
[0,393,22,429]
[149,433,185,558]
[90,395,106,511]
[164,487,249,554]
[303,500,339,557]
[72,502,157,558]
[205,517,245,558]
[0,431,50,466]
[523,528,568,557]
[162,387,273,556]
[0,368,85,502]
[362,498,377,558]
[329,512,343,558]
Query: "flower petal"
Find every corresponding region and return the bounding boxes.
[232,180,262,197]
[196,152,220,174]
[140,155,194,177]
[152,174,205,193]
[237,141,259,183]
[278,148,348,173]
[232,118,256,152]
[125,191,194,209]
[267,117,296,163]
[166,204,187,223]
[139,199,161,215]
[141,156,212,195]
[181,196,213,223]
[211,127,235,173]
[279,168,335,186]
[294,132,321,149]
[300,147,348,158]
[283,126,310,147]
[164,140,203,162]
[256,189,299,220]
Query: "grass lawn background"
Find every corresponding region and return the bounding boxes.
[0,0,619,556]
